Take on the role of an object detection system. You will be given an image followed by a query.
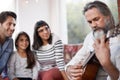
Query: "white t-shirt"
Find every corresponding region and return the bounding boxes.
[8,51,39,80]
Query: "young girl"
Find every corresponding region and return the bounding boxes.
[8,31,39,80]
[32,20,68,80]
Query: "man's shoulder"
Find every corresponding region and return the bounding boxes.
[86,32,93,37]
[2,37,13,50]
[5,37,13,43]
[84,32,94,42]
[7,37,13,40]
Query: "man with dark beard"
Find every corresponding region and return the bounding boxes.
[0,11,17,80]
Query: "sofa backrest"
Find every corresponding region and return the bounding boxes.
[63,43,83,64]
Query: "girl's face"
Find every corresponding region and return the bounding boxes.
[16,35,29,51]
[37,25,50,41]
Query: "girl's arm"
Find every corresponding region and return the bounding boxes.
[8,52,17,80]
[32,60,40,80]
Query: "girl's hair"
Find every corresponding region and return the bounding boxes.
[32,20,52,50]
[15,31,35,69]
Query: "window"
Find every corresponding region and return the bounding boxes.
[66,0,118,44]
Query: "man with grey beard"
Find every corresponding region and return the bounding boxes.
[65,1,120,80]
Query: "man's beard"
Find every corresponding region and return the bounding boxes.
[93,19,114,39]
[104,18,115,33]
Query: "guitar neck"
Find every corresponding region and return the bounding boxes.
[82,51,95,68]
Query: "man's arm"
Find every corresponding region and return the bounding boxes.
[93,35,119,80]
[103,61,119,80]
[0,39,13,74]
[65,32,93,70]
[65,32,93,80]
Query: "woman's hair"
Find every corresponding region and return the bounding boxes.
[15,31,35,69]
[83,1,115,30]
[32,20,52,50]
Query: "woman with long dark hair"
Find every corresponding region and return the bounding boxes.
[32,20,68,80]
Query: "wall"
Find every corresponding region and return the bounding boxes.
[16,0,68,44]
[0,0,16,12]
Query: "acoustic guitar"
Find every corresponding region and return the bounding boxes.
[82,24,120,80]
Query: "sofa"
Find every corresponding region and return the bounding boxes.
[63,43,83,64]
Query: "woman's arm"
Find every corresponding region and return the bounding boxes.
[54,37,69,80]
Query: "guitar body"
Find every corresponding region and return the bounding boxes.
[82,55,100,80]
[82,62,100,80]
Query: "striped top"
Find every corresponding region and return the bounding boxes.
[34,34,65,71]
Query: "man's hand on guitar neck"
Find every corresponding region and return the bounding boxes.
[93,35,110,66]
[66,63,84,80]
[93,35,119,80]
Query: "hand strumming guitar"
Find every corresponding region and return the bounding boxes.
[66,63,84,80]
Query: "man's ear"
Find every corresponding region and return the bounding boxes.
[0,23,1,26]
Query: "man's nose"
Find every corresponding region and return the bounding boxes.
[91,22,97,29]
